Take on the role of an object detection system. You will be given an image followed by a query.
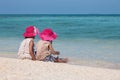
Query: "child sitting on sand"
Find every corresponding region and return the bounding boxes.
[18,26,38,60]
[36,28,68,63]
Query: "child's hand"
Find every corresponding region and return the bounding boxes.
[55,51,60,55]
[32,57,36,61]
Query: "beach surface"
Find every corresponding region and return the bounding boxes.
[0,57,120,80]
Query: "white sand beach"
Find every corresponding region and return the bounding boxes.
[0,57,120,80]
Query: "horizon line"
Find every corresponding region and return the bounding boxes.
[0,13,120,15]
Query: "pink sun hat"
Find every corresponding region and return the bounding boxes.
[39,28,57,41]
[23,26,39,38]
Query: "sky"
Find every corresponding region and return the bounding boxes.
[0,0,120,14]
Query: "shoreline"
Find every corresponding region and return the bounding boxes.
[0,57,120,80]
[69,58,120,70]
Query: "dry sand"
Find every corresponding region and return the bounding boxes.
[0,57,120,80]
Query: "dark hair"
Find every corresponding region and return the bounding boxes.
[25,36,35,39]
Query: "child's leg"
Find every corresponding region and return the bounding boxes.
[54,58,68,63]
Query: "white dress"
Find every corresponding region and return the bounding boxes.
[18,38,34,59]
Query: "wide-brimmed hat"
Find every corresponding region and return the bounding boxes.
[39,28,57,41]
[23,26,39,38]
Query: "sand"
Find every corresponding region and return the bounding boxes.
[0,57,120,80]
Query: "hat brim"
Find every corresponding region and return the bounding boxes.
[40,32,57,41]
[23,33,36,38]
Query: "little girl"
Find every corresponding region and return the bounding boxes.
[18,26,38,60]
[36,28,68,63]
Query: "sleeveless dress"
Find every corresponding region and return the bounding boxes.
[18,38,34,59]
[36,40,54,61]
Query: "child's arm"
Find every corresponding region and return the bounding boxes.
[49,43,60,55]
[29,40,36,60]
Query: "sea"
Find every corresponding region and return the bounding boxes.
[0,14,120,69]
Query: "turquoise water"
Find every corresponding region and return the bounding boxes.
[0,14,120,65]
